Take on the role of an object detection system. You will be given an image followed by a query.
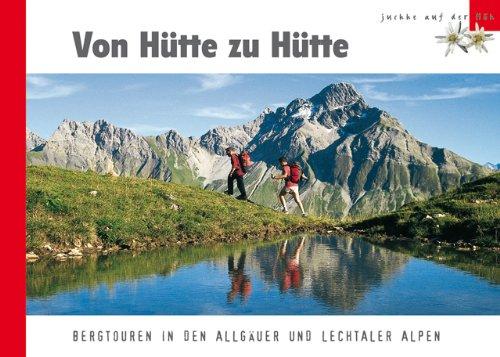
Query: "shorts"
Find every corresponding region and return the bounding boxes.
[280,185,299,196]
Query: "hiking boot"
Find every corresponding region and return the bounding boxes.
[282,209,289,214]
[224,190,232,195]
[236,195,248,200]
[302,213,308,217]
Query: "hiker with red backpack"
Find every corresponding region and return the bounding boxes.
[225,147,251,200]
[271,157,308,216]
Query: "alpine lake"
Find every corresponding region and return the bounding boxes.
[27,235,500,315]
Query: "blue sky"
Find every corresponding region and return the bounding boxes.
[27,74,499,164]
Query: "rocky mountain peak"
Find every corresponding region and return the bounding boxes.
[260,107,273,115]
[199,126,246,155]
[285,98,311,115]
[155,129,191,153]
[56,119,144,148]
[310,82,363,109]
[243,108,272,134]
[26,81,490,218]
[57,118,110,133]
[197,110,274,155]
[93,118,114,129]
[26,128,46,151]
[484,162,499,171]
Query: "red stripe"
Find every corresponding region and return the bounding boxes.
[1,0,26,356]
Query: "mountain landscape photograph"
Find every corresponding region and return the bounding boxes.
[26,74,499,315]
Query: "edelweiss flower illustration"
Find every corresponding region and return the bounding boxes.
[435,22,468,56]
[465,22,494,53]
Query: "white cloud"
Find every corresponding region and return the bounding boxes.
[192,74,240,92]
[125,123,174,135]
[361,83,500,101]
[343,74,417,84]
[117,83,149,92]
[27,75,84,100]
[270,102,287,109]
[194,103,254,120]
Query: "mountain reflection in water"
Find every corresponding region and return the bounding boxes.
[249,236,408,310]
[27,235,500,315]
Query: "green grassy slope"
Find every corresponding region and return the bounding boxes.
[27,166,335,254]
[346,173,500,247]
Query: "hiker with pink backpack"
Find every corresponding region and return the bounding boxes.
[271,157,308,216]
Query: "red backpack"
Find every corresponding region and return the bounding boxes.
[238,151,253,173]
[288,163,302,184]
